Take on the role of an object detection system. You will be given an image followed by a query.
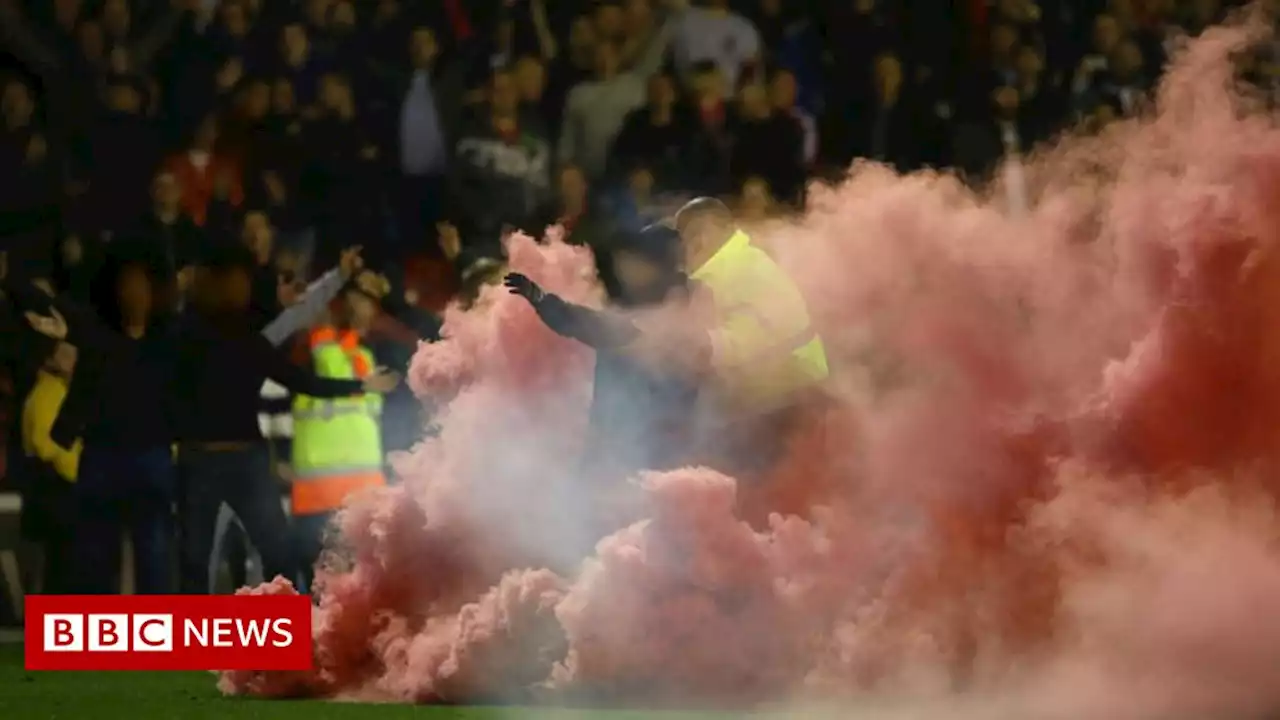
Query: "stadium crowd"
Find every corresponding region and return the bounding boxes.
[0,0,1247,602]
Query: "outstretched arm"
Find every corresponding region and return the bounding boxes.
[3,278,120,352]
[504,273,639,349]
[534,294,639,349]
[260,246,364,346]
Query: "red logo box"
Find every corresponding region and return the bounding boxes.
[24,595,313,671]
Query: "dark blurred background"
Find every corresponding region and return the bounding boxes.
[0,0,1268,612]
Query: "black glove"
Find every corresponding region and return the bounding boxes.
[504,272,545,304]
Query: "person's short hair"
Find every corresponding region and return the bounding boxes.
[674,196,732,233]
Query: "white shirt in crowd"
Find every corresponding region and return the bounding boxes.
[672,7,760,95]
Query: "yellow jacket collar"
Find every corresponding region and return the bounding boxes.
[691,229,749,280]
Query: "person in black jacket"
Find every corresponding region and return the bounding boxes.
[169,244,400,594]
[504,224,697,542]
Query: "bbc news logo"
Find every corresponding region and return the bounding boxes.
[25,595,313,671]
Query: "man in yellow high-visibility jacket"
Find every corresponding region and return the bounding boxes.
[670,197,829,477]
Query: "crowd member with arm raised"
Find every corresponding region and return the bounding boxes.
[504,224,697,547]
[168,243,398,593]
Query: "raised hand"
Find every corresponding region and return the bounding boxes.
[503,272,545,303]
[25,306,67,340]
[356,270,392,299]
[339,246,364,279]
[362,367,402,394]
[276,274,303,307]
[437,222,461,261]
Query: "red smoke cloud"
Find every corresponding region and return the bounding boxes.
[220,19,1280,717]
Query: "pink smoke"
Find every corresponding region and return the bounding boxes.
[220,17,1280,717]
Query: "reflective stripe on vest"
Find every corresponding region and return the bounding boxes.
[294,397,382,422]
[291,337,384,514]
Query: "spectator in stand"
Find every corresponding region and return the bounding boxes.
[606,163,673,234]
[208,1,263,74]
[952,84,1031,181]
[1108,0,1175,68]
[327,0,364,74]
[611,71,699,192]
[1014,44,1065,146]
[450,68,552,260]
[164,114,244,228]
[827,52,920,174]
[728,81,804,204]
[513,54,551,129]
[265,78,306,204]
[212,52,247,113]
[278,22,324,110]
[535,163,611,249]
[303,73,381,268]
[769,68,817,168]
[53,233,97,302]
[592,1,627,44]
[671,0,761,96]
[752,0,824,115]
[76,20,108,77]
[0,77,59,266]
[986,22,1022,92]
[302,0,332,40]
[619,0,672,76]
[82,78,158,235]
[545,14,598,136]
[20,340,79,594]
[48,0,84,57]
[1098,39,1152,116]
[823,0,894,111]
[395,26,460,259]
[990,0,1044,46]
[1072,13,1123,103]
[240,210,291,328]
[559,41,646,181]
[687,60,731,194]
[126,171,207,286]
[96,0,186,78]
[223,80,279,207]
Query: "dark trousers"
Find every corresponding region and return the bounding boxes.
[71,445,176,594]
[222,522,249,588]
[177,445,296,593]
[293,511,333,594]
[395,174,444,258]
[20,470,76,594]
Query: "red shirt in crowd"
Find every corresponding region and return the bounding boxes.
[163,150,244,226]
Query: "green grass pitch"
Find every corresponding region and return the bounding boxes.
[0,644,753,720]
